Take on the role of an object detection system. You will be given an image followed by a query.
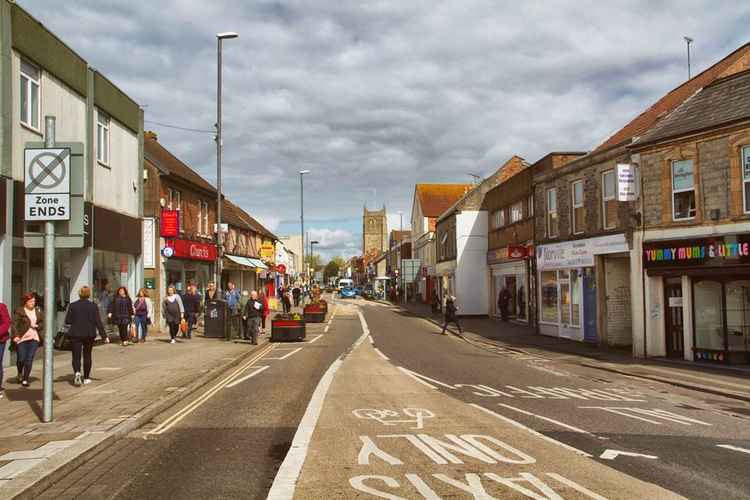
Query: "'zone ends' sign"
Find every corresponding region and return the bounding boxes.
[24,148,71,221]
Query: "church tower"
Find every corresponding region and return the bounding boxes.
[362,205,388,261]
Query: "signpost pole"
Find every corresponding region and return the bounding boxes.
[43,116,56,423]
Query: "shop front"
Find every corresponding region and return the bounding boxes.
[644,235,750,364]
[223,255,267,293]
[537,234,628,343]
[162,238,216,295]
[488,245,532,322]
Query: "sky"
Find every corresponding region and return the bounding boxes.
[22,1,750,260]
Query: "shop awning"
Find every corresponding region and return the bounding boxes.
[225,254,257,269]
[247,258,268,270]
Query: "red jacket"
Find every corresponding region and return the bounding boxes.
[261,296,270,318]
[0,303,12,343]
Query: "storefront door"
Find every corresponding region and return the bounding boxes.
[505,275,517,319]
[665,282,684,358]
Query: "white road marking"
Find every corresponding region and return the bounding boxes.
[580,406,713,426]
[368,335,374,344]
[264,347,303,360]
[373,347,389,360]
[398,367,438,389]
[545,473,608,500]
[600,449,658,460]
[717,444,750,454]
[225,366,269,388]
[324,324,330,333]
[308,334,323,344]
[497,403,596,436]
[470,404,592,457]
[267,309,369,499]
[147,343,275,435]
[397,368,456,390]
[97,367,123,371]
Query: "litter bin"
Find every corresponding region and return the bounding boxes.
[204,299,227,338]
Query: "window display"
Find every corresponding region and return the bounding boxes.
[694,280,724,350]
[541,271,558,323]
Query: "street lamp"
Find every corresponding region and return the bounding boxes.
[310,240,319,282]
[215,31,238,288]
[299,170,310,283]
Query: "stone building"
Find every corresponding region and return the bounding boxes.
[362,205,388,265]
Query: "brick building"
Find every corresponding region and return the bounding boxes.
[631,67,750,364]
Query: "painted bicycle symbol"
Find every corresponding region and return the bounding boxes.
[352,408,435,430]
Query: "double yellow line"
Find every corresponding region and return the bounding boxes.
[147,343,275,435]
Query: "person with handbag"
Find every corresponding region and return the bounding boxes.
[65,286,110,386]
[133,288,153,343]
[11,292,45,387]
[108,287,134,346]
[0,300,10,398]
[242,290,263,345]
[182,284,201,339]
[163,285,184,344]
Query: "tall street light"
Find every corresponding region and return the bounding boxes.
[215,31,238,289]
[310,240,319,283]
[299,170,310,283]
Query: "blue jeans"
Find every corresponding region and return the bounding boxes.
[16,340,39,382]
[134,315,149,341]
[0,341,5,389]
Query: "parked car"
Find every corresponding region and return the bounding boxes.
[340,287,357,298]
[354,286,363,296]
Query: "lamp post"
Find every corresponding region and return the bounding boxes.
[299,169,310,283]
[310,240,319,283]
[684,36,693,79]
[215,31,238,288]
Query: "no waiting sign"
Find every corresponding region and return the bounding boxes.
[24,148,71,221]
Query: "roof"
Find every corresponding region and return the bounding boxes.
[414,184,472,218]
[595,43,750,152]
[636,69,750,146]
[223,199,278,241]
[144,132,216,194]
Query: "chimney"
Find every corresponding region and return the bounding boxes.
[144,130,158,141]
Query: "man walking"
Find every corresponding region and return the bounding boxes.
[441,296,462,335]
[182,284,201,339]
[498,286,511,322]
[225,281,241,314]
[243,290,263,345]
[292,286,301,307]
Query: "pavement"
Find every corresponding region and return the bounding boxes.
[393,299,750,403]
[0,320,270,499]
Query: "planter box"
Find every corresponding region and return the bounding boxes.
[303,304,326,323]
[271,319,306,342]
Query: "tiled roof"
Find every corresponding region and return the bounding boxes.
[223,199,278,241]
[595,43,750,152]
[415,183,472,217]
[636,69,750,146]
[144,132,216,194]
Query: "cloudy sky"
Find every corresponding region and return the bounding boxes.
[23,1,750,259]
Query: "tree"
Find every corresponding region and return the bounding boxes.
[304,254,323,275]
[324,256,345,280]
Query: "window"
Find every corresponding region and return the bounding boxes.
[96,110,110,165]
[546,188,558,237]
[540,271,558,323]
[571,180,584,234]
[200,201,209,235]
[494,209,505,228]
[742,147,750,213]
[511,201,523,223]
[602,170,617,229]
[20,59,40,130]
[694,280,724,350]
[528,194,534,218]
[168,188,183,232]
[672,159,696,220]
[540,269,582,327]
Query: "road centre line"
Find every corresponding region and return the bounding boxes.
[470,404,592,457]
[264,347,303,360]
[225,366,269,388]
[308,334,323,343]
[267,309,370,499]
[717,444,750,454]
[147,343,274,435]
[373,347,389,360]
[497,403,597,436]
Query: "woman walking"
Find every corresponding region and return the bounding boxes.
[133,288,153,343]
[260,291,270,334]
[0,300,10,398]
[163,285,184,344]
[65,286,110,386]
[11,292,44,387]
[441,296,462,335]
[108,287,134,346]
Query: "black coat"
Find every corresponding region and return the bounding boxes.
[108,296,133,325]
[244,299,263,318]
[183,293,202,315]
[65,299,107,340]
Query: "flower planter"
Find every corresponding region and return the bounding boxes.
[271,318,306,342]
[303,303,327,323]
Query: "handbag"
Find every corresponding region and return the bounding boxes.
[179,318,188,334]
[130,322,137,340]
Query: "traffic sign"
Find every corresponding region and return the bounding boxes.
[24,148,71,221]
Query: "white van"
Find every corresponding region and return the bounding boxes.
[338,278,354,290]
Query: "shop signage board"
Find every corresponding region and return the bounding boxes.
[166,239,218,261]
[144,277,156,289]
[643,234,750,269]
[260,242,275,260]
[161,210,179,237]
[616,163,636,201]
[277,264,287,274]
[24,147,71,221]
[537,234,628,270]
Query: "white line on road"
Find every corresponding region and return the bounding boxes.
[267,309,369,500]
[397,367,456,390]
[497,403,597,436]
[368,335,374,344]
[545,473,608,500]
[225,366,269,388]
[717,444,750,454]
[470,404,592,457]
[373,347,389,360]
[308,334,323,344]
[264,347,303,360]
[324,324,330,333]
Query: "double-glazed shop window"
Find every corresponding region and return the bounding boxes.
[546,188,558,238]
[199,200,209,236]
[511,200,523,223]
[540,269,581,326]
[20,59,41,130]
[672,159,696,220]
[571,180,584,234]
[97,110,110,165]
[494,209,505,228]
[694,280,750,353]
[602,170,617,229]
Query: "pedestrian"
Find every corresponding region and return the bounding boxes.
[11,292,44,387]
[282,289,292,314]
[133,288,153,343]
[260,291,270,333]
[98,284,112,336]
[498,286,511,322]
[162,285,185,344]
[292,286,301,307]
[205,281,219,303]
[225,281,240,314]
[242,290,263,345]
[441,296,462,335]
[239,290,250,339]
[108,286,134,346]
[65,286,110,386]
[182,284,201,339]
[0,300,10,398]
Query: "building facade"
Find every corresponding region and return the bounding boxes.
[363,205,388,265]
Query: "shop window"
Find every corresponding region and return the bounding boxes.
[602,170,617,229]
[560,281,571,324]
[694,280,724,350]
[672,159,696,220]
[571,180,584,234]
[741,146,750,214]
[20,59,41,131]
[724,280,750,354]
[96,110,110,165]
[540,271,558,323]
[511,201,523,223]
[494,209,505,228]
[571,270,581,326]
[546,188,558,237]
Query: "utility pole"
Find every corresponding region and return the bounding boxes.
[299,170,310,284]
[684,36,693,79]
[398,210,403,231]
[43,116,56,422]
